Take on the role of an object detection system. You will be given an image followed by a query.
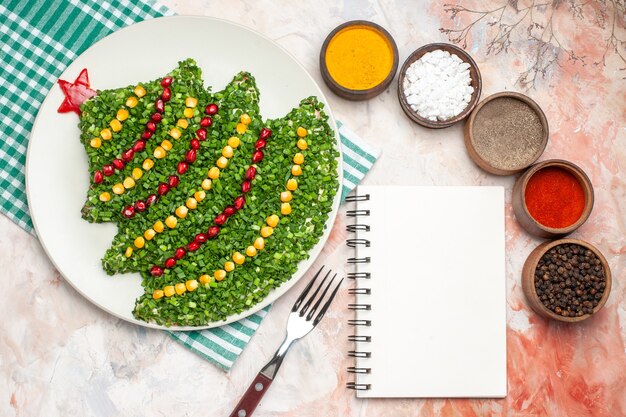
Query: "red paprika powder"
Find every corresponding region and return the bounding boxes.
[524,167,585,229]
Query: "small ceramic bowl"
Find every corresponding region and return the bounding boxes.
[397,43,482,128]
[320,20,398,101]
[522,238,612,323]
[512,159,594,239]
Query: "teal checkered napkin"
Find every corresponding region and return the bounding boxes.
[0,0,381,371]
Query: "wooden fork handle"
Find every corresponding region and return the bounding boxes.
[228,372,273,417]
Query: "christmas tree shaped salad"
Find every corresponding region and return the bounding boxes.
[73,59,339,326]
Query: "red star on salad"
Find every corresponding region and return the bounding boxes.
[57,68,97,115]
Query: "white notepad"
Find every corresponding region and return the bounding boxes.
[348,186,506,398]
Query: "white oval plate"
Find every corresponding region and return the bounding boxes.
[26,16,342,330]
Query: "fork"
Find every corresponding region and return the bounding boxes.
[228,266,343,417]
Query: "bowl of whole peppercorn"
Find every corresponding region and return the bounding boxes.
[522,238,611,323]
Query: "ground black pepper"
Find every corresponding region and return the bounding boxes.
[534,243,606,317]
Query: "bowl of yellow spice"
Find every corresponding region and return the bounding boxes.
[320,21,399,100]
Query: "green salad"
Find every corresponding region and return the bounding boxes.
[79,59,339,326]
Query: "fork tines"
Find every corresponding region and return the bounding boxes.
[292,266,343,326]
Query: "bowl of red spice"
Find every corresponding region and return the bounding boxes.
[512,159,594,238]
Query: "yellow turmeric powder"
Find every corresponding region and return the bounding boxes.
[325,25,394,91]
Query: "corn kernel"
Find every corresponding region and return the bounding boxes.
[176,119,188,129]
[280,191,292,202]
[126,96,138,108]
[254,237,265,250]
[186,198,198,210]
[216,156,228,169]
[240,113,251,125]
[208,167,220,179]
[261,226,274,238]
[152,289,164,300]
[286,178,298,191]
[116,108,129,121]
[266,215,279,228]
[169,128,181,140]
[194,190,206,202]
[228,136,240,148]
[100,128,112,140]
[246,246,257,257]
[297,126,307,137]
[293,153,304,165]
[183,107,194,118]
[110,119,122,132]
[224,261,235,272]
[175,206,188,218]
[236,123,247,134]
[232,252,245,265]
[153,220,165,233]
[175,283,186,295]
[201,178,212,190]
[153,146,166,159]
[134,85,146,98]
[134,236,145,248]
[90,137,101,148]
[222,145,234,158]
[164,285,175,297]
[281,202,292,215]
[291,165,303,176]
[112,183,125,195]
[214,269,227,281]
[123,177,135,189]
[186,279,199,292]
[185,97,198,108]
[161,139,173,151]
[142,158,154,170]
[165,215,177,228]
[99,192,111,202]
[199,275,211,285]
[297,139,308,150]
[124,247,133,257]
[144,228,156,241]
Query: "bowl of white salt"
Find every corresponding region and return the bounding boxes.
[398,43,482,128]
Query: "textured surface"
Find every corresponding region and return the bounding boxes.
[2,1,625,416]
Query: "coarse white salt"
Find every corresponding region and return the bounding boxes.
[403,49,474,121]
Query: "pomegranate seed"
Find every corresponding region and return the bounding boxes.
[177,161,189,175]
[187,241,200,252]
[207,226,220,239]
[241,180,251,193]
[234,195,245,210]
[205,103,218,115]
[200,117,212,128]
[255,138,267,150]
[161,77,173,87]
[259,127,272,140]
[174,247,186,260]
[141,130,153,140]
[134,200,146,212]
[103,164,114,176]
[151,113,162,123]
[245,166,256,181]
[112,159,125,170]
[167,175,179,188]
[251,150,264,163]
[133,140,146,152]
[150,266,163,277]
[122,148,134,162]
[157,183,169,195]
[93,170,103,184]
[145,194,158,206]
[214,213,227,225]
[164,257,176,268]
[146,121,156,132]
[122,205,135,218]
[196,129,207,140]
[223,205,236,218]
[190,139,200,150]
[195,233,208,244]
[161,87,171,102]
[185,149,197,164]
[155,99,164,113]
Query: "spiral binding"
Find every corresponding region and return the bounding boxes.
[346,193,372,392]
